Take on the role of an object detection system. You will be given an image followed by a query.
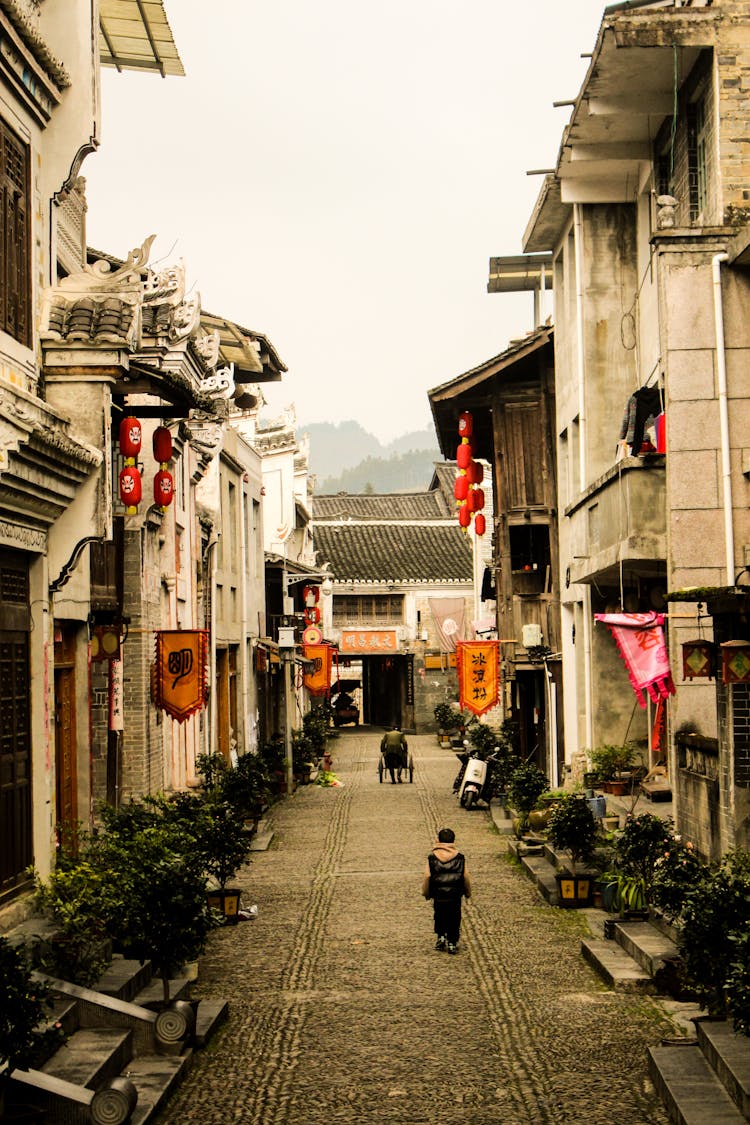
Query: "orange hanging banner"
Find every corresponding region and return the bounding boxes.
[303,644,332,696]
[457,640,500,717]
[154,630,209,723]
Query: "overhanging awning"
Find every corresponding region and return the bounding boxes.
[200,312,286,383]
[487,253,553,294]
[99,1,184,77]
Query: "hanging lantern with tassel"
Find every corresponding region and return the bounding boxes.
[474,513,486,537]
[457,502,471,529]
[458,411,473,439]
[119,465,142,515]
[154,469,174,508]
[454,474,469,502]
[152,425,173,464]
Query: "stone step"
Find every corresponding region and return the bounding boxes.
[696,1018,750,1118]
[517,850,560,905]
[648,1043,747,1124]
[125,1052,193,1124]
[41,1027,133,1088]
[612,918,680,976]
[96,955,154,1002]
[134,976,191,1009]
[194,999,229,1047]
[581,938,656,993]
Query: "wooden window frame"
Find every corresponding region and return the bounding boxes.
[0,120,30,347]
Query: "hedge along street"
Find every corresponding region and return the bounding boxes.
[160,733,672,1125]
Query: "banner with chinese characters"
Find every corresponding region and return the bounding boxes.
[153,630,209,723]
[303,644,333,696]
[594,612,675,707]
[456,640,500,717]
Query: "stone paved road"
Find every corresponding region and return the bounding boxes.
[157,733,673,1124]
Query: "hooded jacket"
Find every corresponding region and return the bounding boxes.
[422,841,472,902]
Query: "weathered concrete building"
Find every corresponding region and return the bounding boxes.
[491,0,750,857]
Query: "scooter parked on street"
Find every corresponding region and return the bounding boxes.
[455,745,502,810]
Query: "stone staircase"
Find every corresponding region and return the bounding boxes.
[505,819,750,1122]
[4,937,228,1125]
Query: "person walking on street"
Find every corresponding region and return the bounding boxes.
[422,827,471,954]
[380,725,408,783]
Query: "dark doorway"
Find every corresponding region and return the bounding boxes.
[362,655,414,730]
[0,550,32,898]
[515,669,547,775]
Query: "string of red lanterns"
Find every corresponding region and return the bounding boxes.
[117,417,174,515]
[454,411,486,536]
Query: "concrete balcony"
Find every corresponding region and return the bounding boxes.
[565,456,666,588]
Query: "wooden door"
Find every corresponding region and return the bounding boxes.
[54,624,77,841]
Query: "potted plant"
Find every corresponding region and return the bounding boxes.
[0,937,65,1119]
[434,702,461,746]
[91,801,219,1002]
[547,793,598,907]
[508,762,549,837]
[219,751,271,827]
[32,852,114,986]
[185,794,253,924]
[590,744,637,795]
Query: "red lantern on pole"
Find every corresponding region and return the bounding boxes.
[154,469,174,508]
[458,411,473,439]
[119,465,142,513]
[472,487,485,511]
[454,475,469,501]
[457,502,471,529]
[119,417,142,460]
[153,426,173,464]
[456,442,473,470]
[466,488,481,513]
[474,513,486,537]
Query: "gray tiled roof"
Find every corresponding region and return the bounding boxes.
[313,490,451,521]
[313,522,472,583]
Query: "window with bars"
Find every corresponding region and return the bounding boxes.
[332,594,404,625]
[0,121,30,346]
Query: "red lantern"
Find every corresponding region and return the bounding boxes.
[454,475,469,501]
[466,488,481,513]
[304,605,321,626]
[119,465,142,512]
[457,502,471,529]
[467,460,484,486]
[303,585,320,606]
[153,426,173,464]
[474,513,486,536]
[154,469,174,507]
[473,487,485,511]
[119,416,142,459]
[458,411,473,439]
[456,442,473,470]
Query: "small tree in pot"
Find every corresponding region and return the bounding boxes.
[508,762,549,836]
[547,793,599,907]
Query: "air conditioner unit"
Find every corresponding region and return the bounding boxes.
[522,624,543,649]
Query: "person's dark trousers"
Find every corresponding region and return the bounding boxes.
[433,898,462,944]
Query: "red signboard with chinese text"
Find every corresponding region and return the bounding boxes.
[340,630,398,655]
[457,640,500,717]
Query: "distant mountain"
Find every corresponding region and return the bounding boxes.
[298,420,441,493]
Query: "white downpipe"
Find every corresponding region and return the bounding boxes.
[712,252,734,585]
[574,203,594,750]
[239,487,250,758]
[574,204,587,489]
[206,536,220,757]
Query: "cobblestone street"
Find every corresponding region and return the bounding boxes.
[158,733,674,1124]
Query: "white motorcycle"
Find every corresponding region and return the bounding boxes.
[457,748,502,810]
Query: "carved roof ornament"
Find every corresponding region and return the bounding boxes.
[194,328,221,369]
[202,366,235,400]
[0,0,71,89]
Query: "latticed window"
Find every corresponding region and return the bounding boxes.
[333,594,404,625]
[0,121,30,346]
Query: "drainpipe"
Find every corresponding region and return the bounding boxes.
[204,533,220,757]
[712,252,734,584]
[574,204,587,490]
[574,203,594,750]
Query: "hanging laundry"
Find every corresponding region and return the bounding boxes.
[619,386,663,455]
[594,611,675,707]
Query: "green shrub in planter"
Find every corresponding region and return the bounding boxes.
[219,751,271,818]
[87,808,219,1004]
[32,854,114,986]
[547,793,598,873]
[434,702,462,732]
[508,762,549,834]
[614,813,675,900]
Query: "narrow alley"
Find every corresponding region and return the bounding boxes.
[158,733,673,1125]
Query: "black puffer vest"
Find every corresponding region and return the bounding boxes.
[428,852,465,902]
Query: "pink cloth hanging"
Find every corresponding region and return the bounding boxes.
[594,611,675,708]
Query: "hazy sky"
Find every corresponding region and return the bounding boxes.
[85,1,605,443]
